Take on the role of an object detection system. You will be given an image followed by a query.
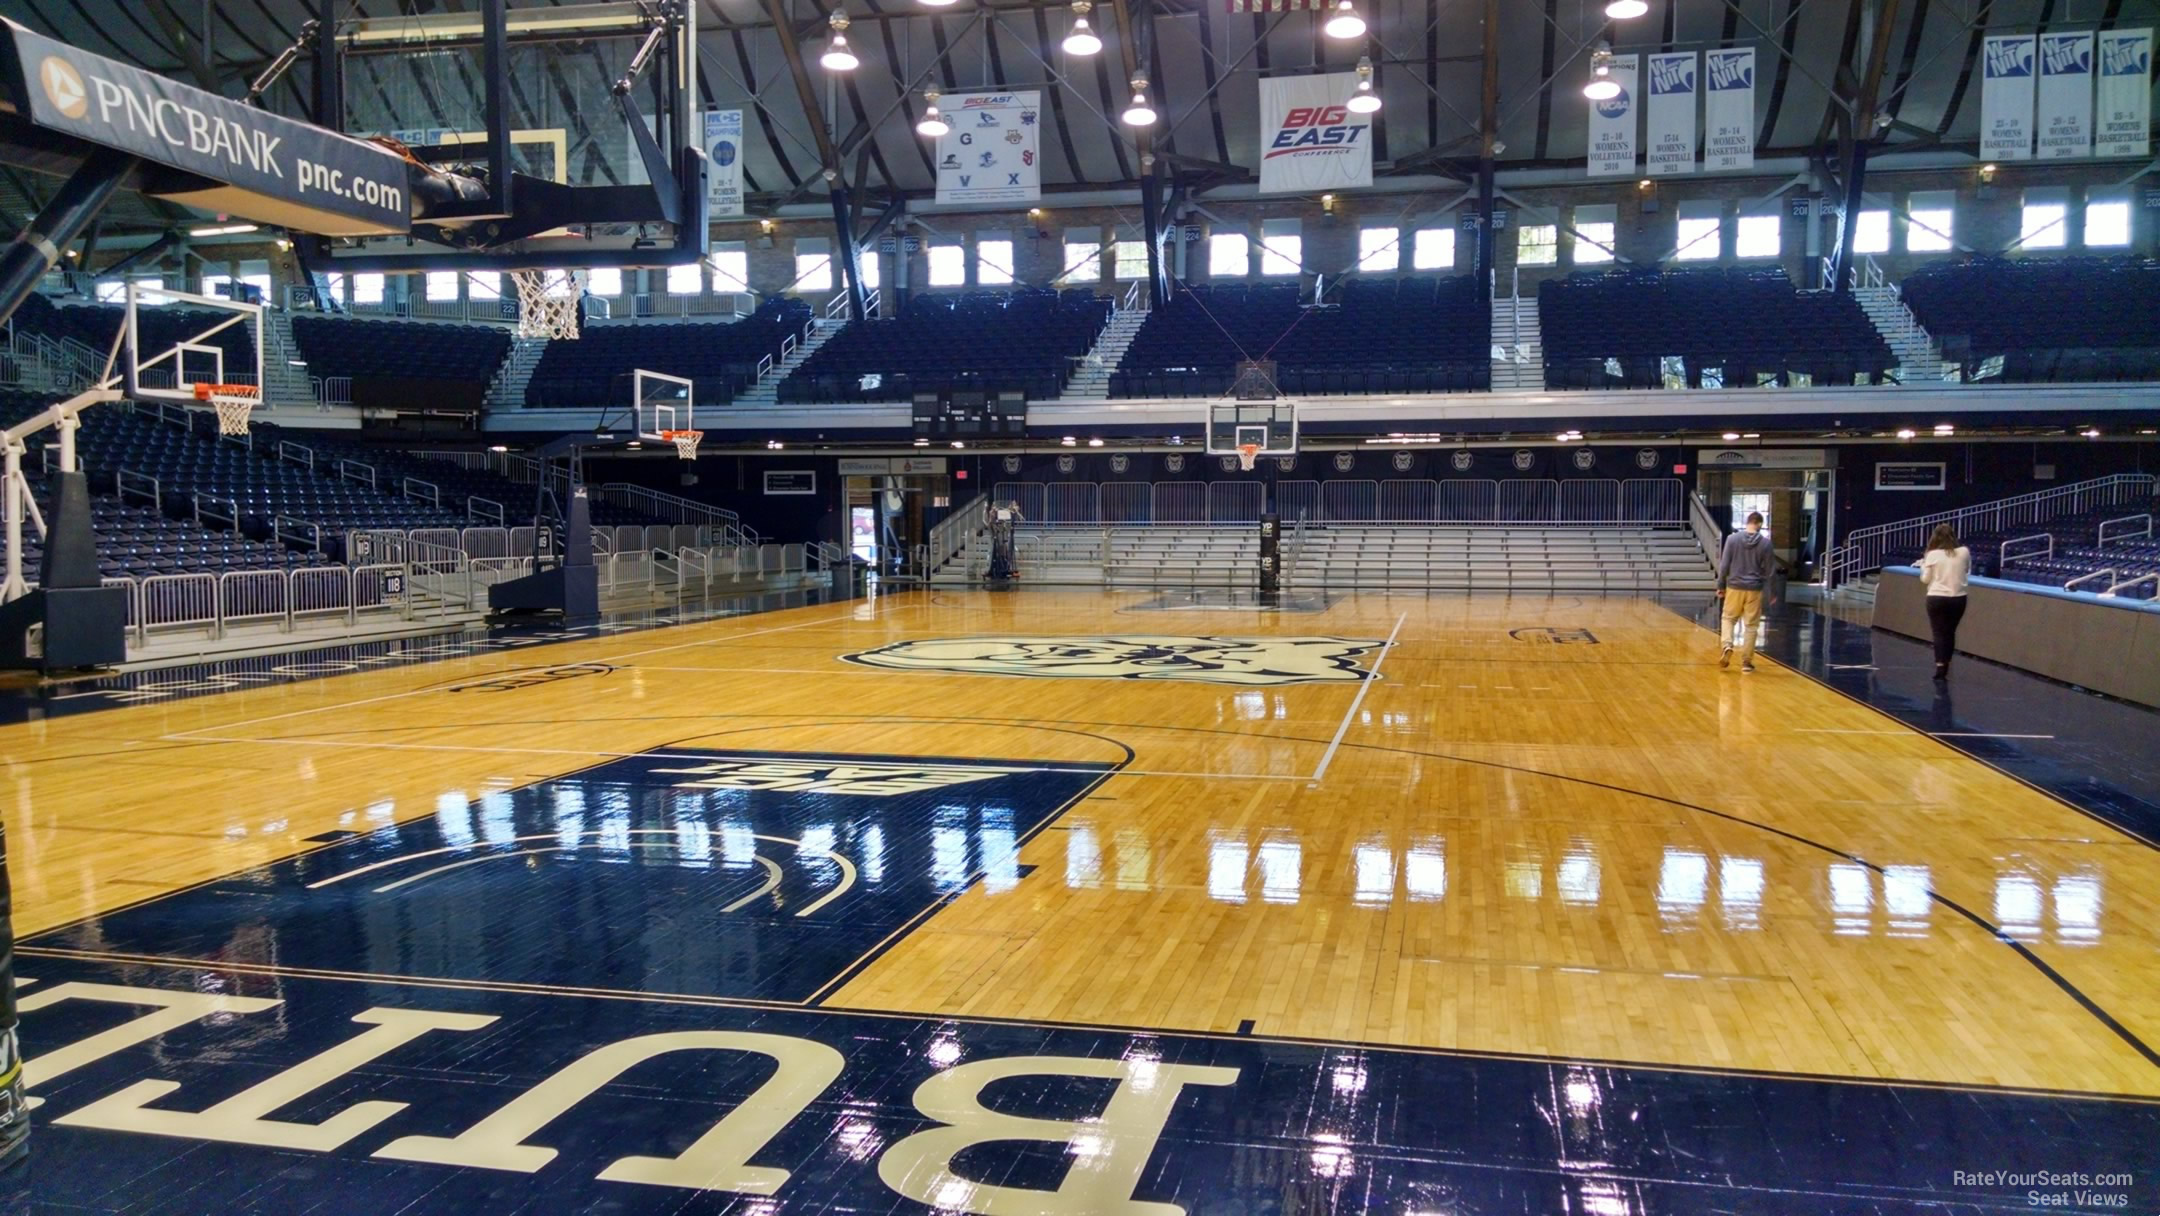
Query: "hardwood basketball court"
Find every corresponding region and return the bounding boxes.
[9,589,2157,1210]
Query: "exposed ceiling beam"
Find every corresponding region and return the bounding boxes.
[763,0,844,179]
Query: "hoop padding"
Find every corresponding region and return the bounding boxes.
[661,429,704,461]
[193,382,259,436]
[511,269,588,341]
[1236,443,1260,472]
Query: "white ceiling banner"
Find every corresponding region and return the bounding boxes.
[1645,52,1698,176]
[1586,55,1639,178]
[1981,35,2037,161]
[1703,48,1755,171]
[934,91,1042,206]
[2096,29,2153,158]
[2036,31,2094,159]
[701,108,745,219]
[1257,73,1375,194]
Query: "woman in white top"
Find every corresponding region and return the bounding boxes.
[1918,523,1972,681]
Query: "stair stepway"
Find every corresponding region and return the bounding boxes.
[734,318,848,408]
[486,336,549,409]
[1490,297,1545,390]
[1854,285,1945,383]
[1062,309,1150,399]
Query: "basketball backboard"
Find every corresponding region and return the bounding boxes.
[634,369,693,441]
[314,0,705,273]
[124,281,265,406]
[1207,400,1298,456]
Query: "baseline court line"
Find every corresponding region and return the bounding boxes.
[161,602,898,740]
[177,733,1299,783]
[1309,612,1406,787]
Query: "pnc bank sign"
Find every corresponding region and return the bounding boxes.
[5,19,410,235]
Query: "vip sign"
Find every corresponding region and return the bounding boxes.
[1258,73,1374,193]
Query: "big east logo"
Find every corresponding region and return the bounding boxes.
[1266,105,1368,158]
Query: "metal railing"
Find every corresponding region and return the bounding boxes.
[115,469,160,509]
[991,477,1686,526]
[2064,568,2119,593]
[1825,473,2158,587]
[1999,533,2054,569]
[311,376,353,407]
[2097,513,2154,547]
[277,439,314,470]
[275,515,323,552]
[2103,572,2158,599]
[121,561,419,647]
[337,458,376,488]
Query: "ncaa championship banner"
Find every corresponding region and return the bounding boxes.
[701,108,745,217]
[2096,29,2152,158]
[2036,32,2094,159]
[1703,48,1755,171]
[934,91,1041,206]
[1586,54,1639,177]
[1258,73,1373,194]
[1981,35,2038,161]
[1645,52,1698,176]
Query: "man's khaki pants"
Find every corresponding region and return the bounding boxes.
[1721,588,1764,666]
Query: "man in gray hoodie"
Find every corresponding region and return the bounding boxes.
[1716,511,1777,672]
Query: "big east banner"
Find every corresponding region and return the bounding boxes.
[1258,72,1373,194]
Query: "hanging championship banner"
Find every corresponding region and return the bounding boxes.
[1646,52,1698,176]
[1257,72,1374,194]
[934,91,1041,206]
[1981,35,2037,161]
[701,108,745,218]
[2036,32,2094,159]
[1586,54,1639,178]
[2096,29,2152,158]
[1703,48,1755,171]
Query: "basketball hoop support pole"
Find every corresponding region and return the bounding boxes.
[0,147,136,335]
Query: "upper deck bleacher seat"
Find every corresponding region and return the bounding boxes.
[1110,277,1489,399]
[523,297,810,408]
[1539,267,1891,389]
[777,289,1109,405]
[291,316,511,412]
[1900,257,2160,384]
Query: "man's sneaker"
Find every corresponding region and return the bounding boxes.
[1741,661,1756,673]
[1719,647,1732,669]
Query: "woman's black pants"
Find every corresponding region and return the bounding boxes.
[1925,595,1967,668]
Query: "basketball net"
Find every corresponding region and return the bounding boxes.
[1237,443,1260,472]
[511,269,588,341]
[661,429,703,461]
[193,382,259,435]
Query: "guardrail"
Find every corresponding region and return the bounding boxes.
[115,469,160,510]
[2098,513,2154,547]
[986,478,1687,526]
[1825,473,2157,588]
[2104,572,2158,599]
[2064,568,2119,593]
[2000,533,2054,568]
[277,440,314,470]
[120,561,418,647]
[337,458,376,488]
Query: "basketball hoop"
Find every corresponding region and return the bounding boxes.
[660,429,704,461]
[511,268,588,341]
[1236,443,1260,472]
[192,382,259,435]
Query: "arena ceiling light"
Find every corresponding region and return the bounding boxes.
[1604,0,1650,18]
[919,0,959,8]
[917,91,950,138]
[1323,0,1367,40]
[1063,1,1102,56]
[821,13,859,72]
[1347,57,1382,114]
[189,223,259,237]
[1584,44,1622,101]
[1122,77,1157,126]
